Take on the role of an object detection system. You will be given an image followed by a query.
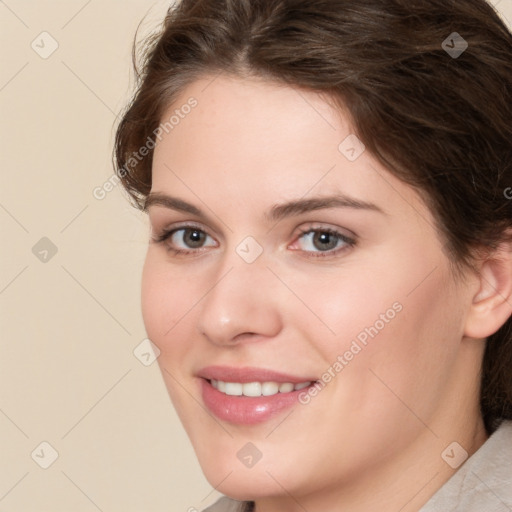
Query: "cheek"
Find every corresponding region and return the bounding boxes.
[140,253,193,354]
[140,254,200,417]
[306,242,456,356]
[291,247,463,411]
[141,256,166,344]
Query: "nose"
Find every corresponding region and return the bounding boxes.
[197,256,283,346]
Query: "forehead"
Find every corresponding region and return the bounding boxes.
[153,74,346,168]
[150,74,431,226]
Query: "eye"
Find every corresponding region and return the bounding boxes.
[290,227,356,256]
[152,225,217,254]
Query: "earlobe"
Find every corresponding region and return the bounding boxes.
[464,240,512,339]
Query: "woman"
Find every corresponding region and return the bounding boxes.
[114,1,512,510]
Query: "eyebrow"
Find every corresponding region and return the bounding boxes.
[144,192,386,222]
[265,195,385,222]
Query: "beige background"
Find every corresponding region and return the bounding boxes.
[1,1,511,511]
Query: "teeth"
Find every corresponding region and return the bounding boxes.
[242,382,261,397]
[279,382,294,393]
[262,382,279,396]
[225,382,243,396]
[210,379,312,397]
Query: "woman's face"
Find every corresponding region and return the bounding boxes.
[142,74,480,502]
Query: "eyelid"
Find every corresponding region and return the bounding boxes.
[151,221,357,258]
[288,223,357,257]
[150,221,219,252]
[290,222,356,243]
[151,220,215,240]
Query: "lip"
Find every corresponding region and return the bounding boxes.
[197,365,318,384]
[197,366,319,425]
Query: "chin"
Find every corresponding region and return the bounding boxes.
[199,451,303,501]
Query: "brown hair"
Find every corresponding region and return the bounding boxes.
[114,0,512,434]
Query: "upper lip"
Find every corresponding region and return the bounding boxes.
[197,365,318,384]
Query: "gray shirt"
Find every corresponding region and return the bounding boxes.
[203,420,512,512]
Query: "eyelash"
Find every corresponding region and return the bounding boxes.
[292,227,356,258]
[151,223,357,258]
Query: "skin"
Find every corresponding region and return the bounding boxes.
[141,74,511,512]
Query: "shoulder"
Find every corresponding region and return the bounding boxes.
[419,420,512,511]
[201,496,253,512]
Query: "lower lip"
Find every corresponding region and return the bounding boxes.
[200,379,313,425]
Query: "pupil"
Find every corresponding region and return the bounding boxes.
[313,231,337,251]
[185,229,205,248]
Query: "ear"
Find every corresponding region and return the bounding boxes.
[464,238,512,339]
